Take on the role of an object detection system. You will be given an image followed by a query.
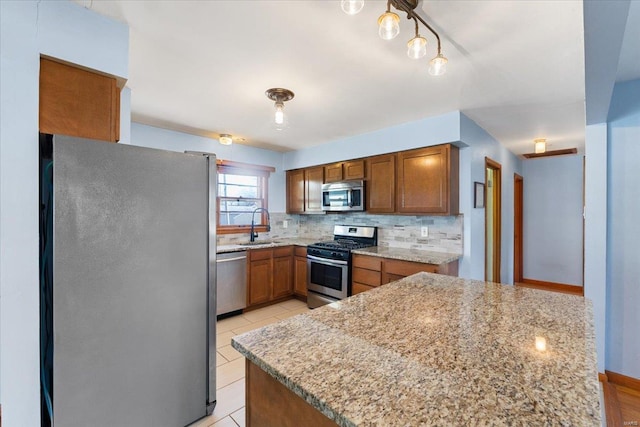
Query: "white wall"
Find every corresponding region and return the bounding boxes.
[522,156,584,285]
[606,79,640,379]
[459,114,523,284]
[283,111,461,170]
[130,123,287,212]
[0,1,128,425]
[584,123,608,374]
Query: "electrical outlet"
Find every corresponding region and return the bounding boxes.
[421,226,429,237]
[282,220,288,229]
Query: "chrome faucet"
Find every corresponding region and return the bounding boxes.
[249,208,271,242]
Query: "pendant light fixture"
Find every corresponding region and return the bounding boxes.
[341,0,364,15]
[343,0,449,76]
[218,134,233,146]
[378,3,400,40]
[265,88,295,130]
[534,138,547,154]
[407,18,427,59]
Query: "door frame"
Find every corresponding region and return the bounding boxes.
[485,157,502,283]
[514,173,524,283]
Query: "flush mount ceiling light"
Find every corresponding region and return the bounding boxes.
[534,138,547,154]
[218,134,233,145]
[342,0,448,76]
[265,88,295,130]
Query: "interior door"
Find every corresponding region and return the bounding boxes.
[52,136,209,427]
[485,157,502,283]
[514,174,524,283]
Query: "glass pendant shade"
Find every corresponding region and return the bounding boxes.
[219,134,232,145]
[274,103,285,125]
[534,139,546,153]
[428,53,448,76]
[407,36,427,59]
[341,0,364,15]
[378,12,400,40]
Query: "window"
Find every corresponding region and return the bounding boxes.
[217,160,275,234]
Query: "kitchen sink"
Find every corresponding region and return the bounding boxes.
[240,240,280,246]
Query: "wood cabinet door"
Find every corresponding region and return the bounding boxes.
[382,259,438,284]
[248,258,272,306]
[286,169,305,214]
[272,255,293,299]
[324,163,343,183]
[40,58,120,142]
[367,154,396,213]
[352,283,375,295]
[305,166,324,212]
[343,160,365,180]
[294,256,308,296]
[396,145,458,214]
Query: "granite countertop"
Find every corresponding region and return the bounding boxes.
[217,237,320,253]
[232,272,600,426]
[352,246,461,265]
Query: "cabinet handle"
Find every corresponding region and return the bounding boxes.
[217,256,247,263]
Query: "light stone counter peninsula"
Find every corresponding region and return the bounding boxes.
[351,246,461,265]
[232,272,600,427]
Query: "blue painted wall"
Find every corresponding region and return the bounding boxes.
[522,156,584,286]
[459,114,523,283]
[606,79,640,379]
[130,123,287,212]
[0,1,129,425]
[283,111,461,170]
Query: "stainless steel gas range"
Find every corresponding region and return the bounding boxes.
[307,225,377,308]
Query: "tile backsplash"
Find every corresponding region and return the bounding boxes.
[218,212,463,254]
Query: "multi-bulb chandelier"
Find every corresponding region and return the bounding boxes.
[341,0,448,76]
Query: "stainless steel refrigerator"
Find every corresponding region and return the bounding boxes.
[39,135,217,427]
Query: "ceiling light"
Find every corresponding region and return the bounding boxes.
[378,8,400,40]
[346,0,449,76]
[219,134,233,145]
[534,138,547,154]
[265,88,295,131]
[407,18,427,59]
[428,53,448,76]
[341,0,364,15]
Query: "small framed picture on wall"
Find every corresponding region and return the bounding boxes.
[474,182,485,208]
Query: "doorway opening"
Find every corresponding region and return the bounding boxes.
[485,157,502,283]
[514,174,524,284]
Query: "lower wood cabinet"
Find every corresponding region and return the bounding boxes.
[272,252,293,299]
[351,253,458,295]
[247,246,294,307]
[293,246,308,297]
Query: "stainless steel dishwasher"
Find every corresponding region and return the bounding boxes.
[216,250,247,316]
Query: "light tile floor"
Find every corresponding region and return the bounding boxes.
[189,298,311,427]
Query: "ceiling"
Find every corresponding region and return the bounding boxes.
[74,1,636,155]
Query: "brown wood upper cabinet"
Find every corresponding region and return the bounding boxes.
[286,167,324,214]
[305,166,324,212]
[396,144,459,215]
[39,58,120,142]
[367,154,396,213]
[324,160,365,183]
[287,169,305,214]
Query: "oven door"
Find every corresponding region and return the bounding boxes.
[307,255,349,300]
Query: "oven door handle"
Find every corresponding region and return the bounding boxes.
[307,254,348,266]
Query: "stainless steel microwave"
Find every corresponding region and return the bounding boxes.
[321,180,365,212]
